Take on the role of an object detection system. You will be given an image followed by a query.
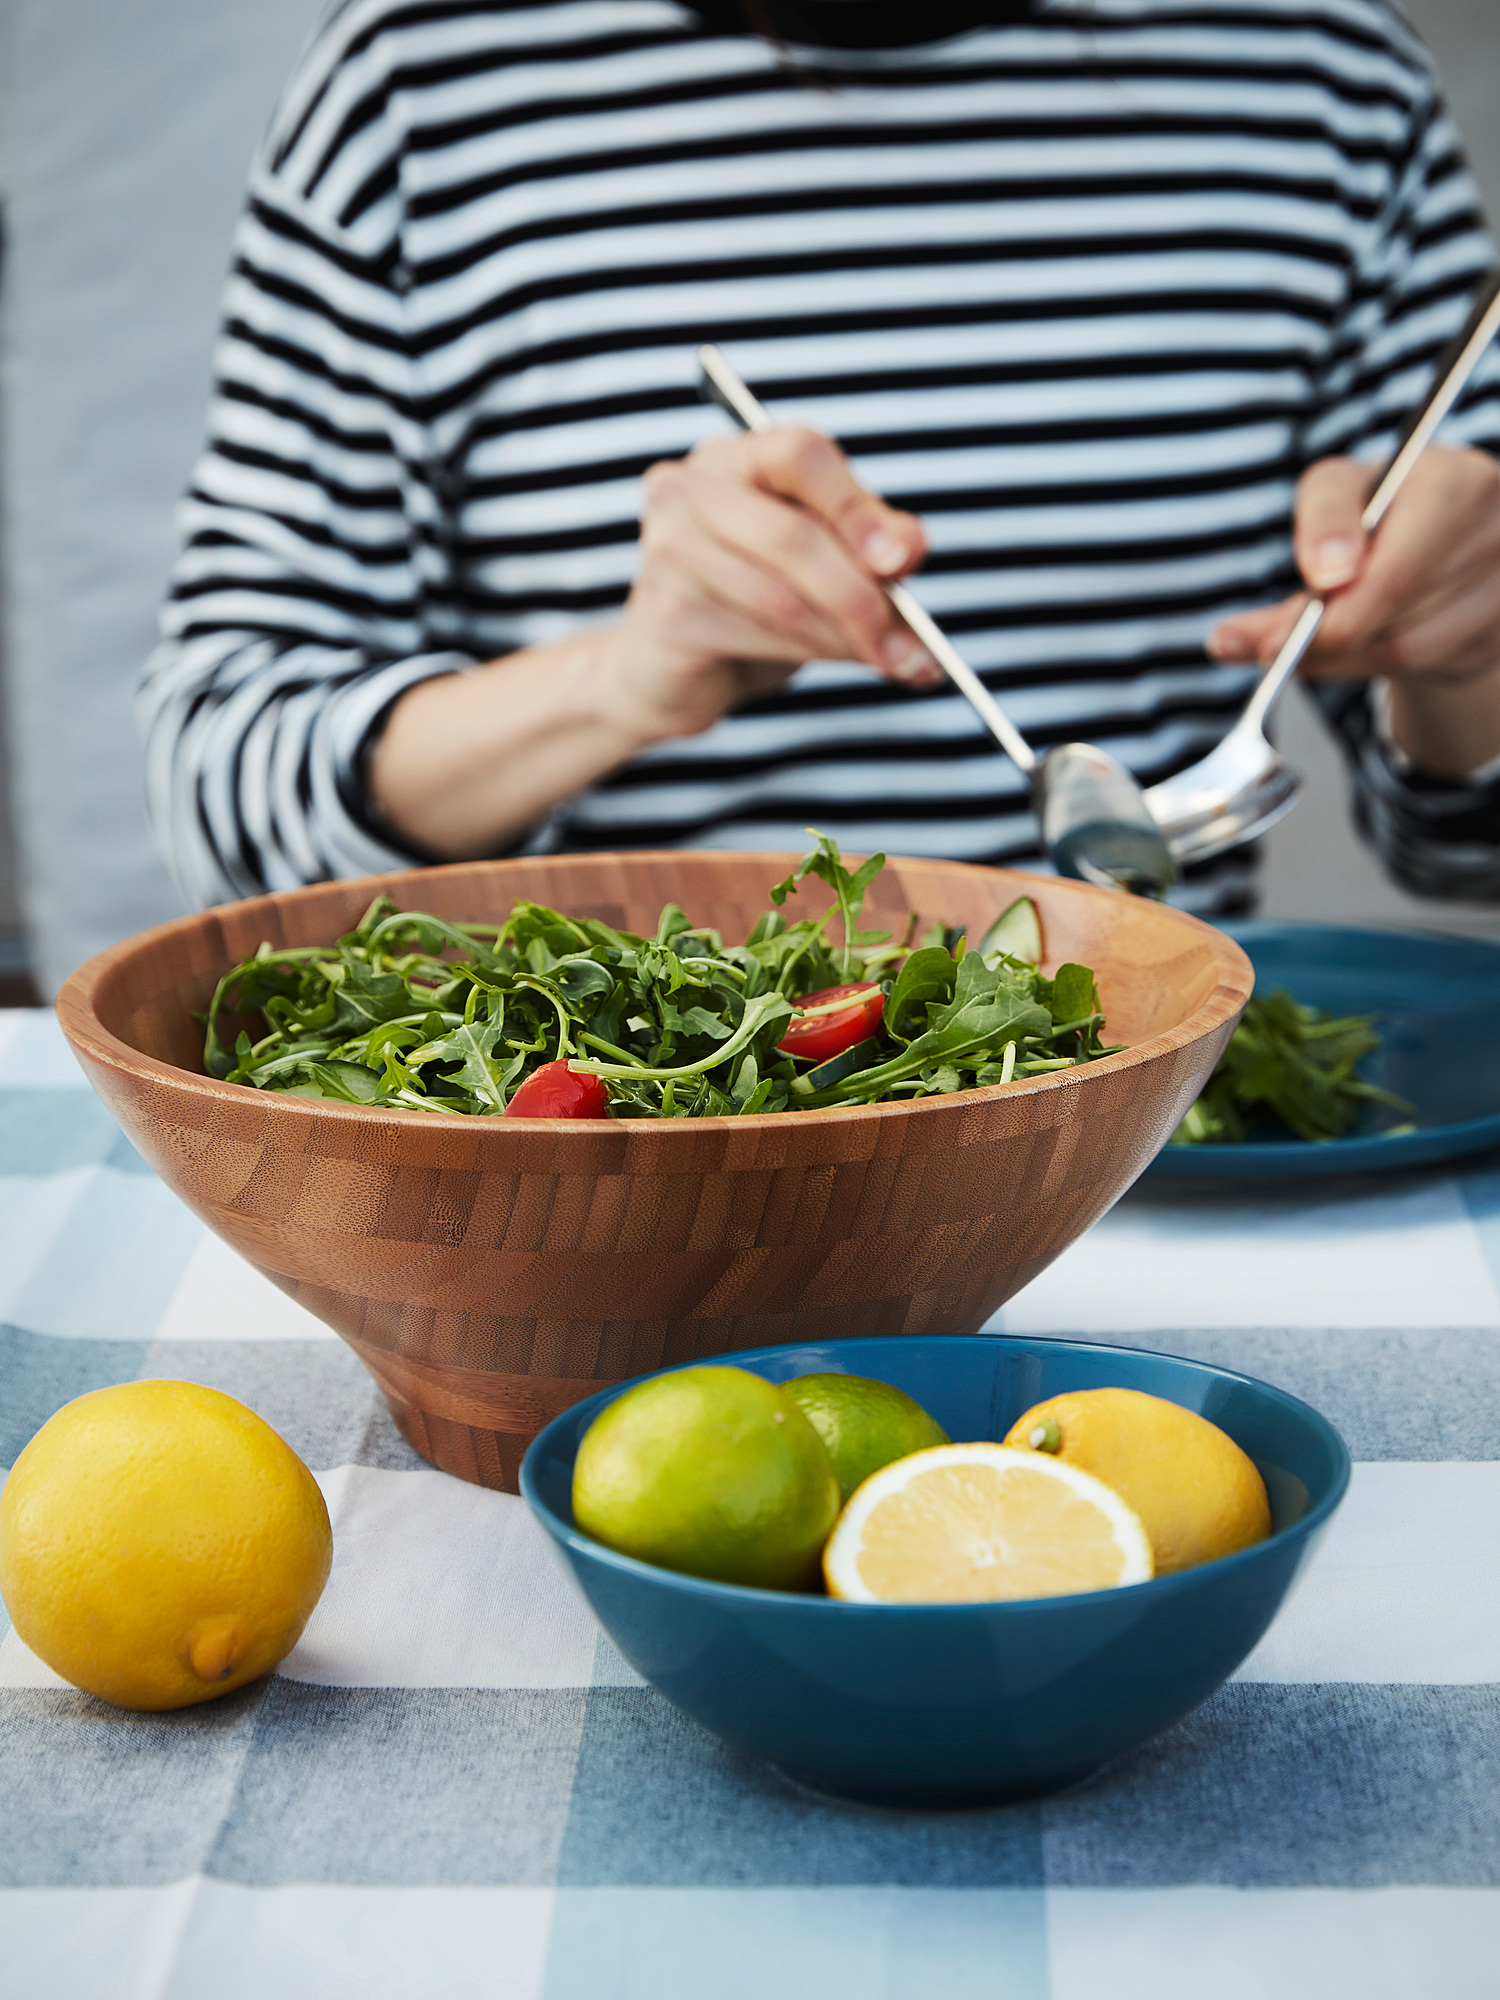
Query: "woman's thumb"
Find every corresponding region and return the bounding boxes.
[1294,456,1378,594]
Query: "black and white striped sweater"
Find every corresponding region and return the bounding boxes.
[140,0,1500,912]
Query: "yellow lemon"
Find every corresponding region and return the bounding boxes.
[822,1443,1153,1604]
[0,1380,332,1710]
[1001,1386,1271,1575]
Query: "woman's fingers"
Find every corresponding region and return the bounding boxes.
[732,426,928,578]
[689,466,911,667]
[641,439,939,681]
[1209,447,1500,681]
[638,495,852,663]
[621,419,943,759]
[1315,448,1500,657]
[1209,593,1305,663]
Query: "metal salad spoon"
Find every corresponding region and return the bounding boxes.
[698,344,1179,895]
[1145,267,1500,867]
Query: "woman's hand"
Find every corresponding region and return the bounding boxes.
[370,425,935,858]
[1209,444,1500,777]
[608,425,937,739]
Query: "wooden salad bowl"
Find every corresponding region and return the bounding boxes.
[56,853,1252,1492]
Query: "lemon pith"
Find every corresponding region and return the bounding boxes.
[822,1444,1153,1604]
[0,1380,332,1711]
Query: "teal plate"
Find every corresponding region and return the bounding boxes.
[1147,921,1500,1179]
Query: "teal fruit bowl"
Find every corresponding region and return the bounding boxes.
[521,1333,1349,1805]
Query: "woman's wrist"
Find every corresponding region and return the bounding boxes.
[369,622,666,858]
[1383,662,1500,781]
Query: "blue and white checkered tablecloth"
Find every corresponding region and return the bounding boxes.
[2,1006,1498,1998]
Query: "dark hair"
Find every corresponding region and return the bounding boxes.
[689,0,1040,57]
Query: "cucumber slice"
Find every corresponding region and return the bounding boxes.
[979,895,1043,966]
[789,1036,884,1096]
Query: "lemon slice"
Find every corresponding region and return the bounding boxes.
[822,1443,1154,1604]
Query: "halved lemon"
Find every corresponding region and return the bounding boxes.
[821,1443,1154,1604]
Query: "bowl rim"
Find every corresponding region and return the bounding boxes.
[519,1330,1353,1614]
[54,852,1254,1138]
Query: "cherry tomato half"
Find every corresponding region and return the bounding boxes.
[776,982,885,1064]
[504,1060,609,1119]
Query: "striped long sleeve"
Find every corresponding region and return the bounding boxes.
[140,31,473,905]
[140,0,1500,912]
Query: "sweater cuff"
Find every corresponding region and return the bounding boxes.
[1321,679,1500,901]
[316,652,477,874]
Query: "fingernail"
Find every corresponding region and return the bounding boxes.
[1209,625,1254,661]
[1307,535,1362,592]
[881,634,936,680]
[864,530,909,575]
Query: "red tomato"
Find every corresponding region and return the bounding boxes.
[776,983,885,1064]
[504,1060,609,1119]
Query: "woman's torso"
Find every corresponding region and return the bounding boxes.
[244,0,1466,909]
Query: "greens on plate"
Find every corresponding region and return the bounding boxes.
[202,836,1122,1119]
[1170,989,1413,1146]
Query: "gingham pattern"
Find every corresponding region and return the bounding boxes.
[2,1005,1498,1999]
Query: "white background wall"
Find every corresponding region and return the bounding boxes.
[0,0,320,992]
[0,0,1496,990]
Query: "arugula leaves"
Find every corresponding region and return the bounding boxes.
[1171,989,1414,1145]
[203,835,1123,1119]
[769,833,891,982]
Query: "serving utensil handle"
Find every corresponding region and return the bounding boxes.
[1363,266,1500,535]
[696,345,1038,775]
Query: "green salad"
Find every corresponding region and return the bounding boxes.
[203,835,1123,1119]
[1171,989,1413,1145]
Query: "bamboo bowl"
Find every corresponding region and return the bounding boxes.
[56,853,1252,1492]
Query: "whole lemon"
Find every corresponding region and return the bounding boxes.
[0,1380,332,1710]
[782,1373,950,1504]
[1001,1386,1271,1575]
[573,1365,840,1590]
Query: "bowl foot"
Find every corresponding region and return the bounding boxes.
[382,1389,525,1492]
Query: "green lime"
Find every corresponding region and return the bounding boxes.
[572,1365,840,1590]
[781,1373,950,1504]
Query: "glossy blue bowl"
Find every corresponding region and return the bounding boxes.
[521,1334,1349,1806]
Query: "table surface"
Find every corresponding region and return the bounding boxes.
[2,1008,1498,1999]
